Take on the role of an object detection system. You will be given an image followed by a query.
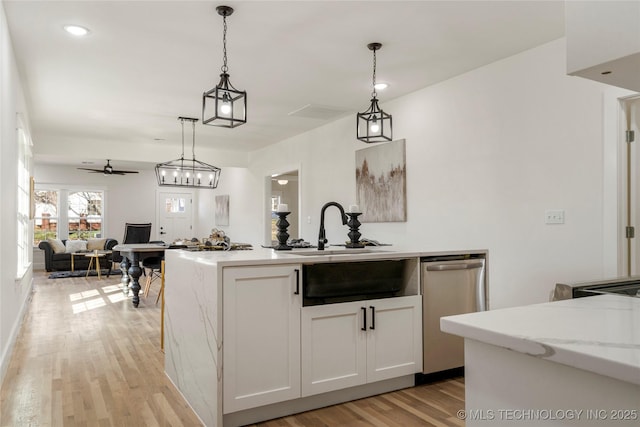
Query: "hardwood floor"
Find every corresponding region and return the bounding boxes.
[1,271,465,427]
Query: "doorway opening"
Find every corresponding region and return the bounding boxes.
[620,96,640,276]
[268,170,299,246]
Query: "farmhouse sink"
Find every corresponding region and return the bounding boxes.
[302,258,407,304]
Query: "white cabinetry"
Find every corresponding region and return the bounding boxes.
[223,265,301,413]
[301,295,422,397]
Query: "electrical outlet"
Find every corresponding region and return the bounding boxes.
[545,210,565,224]
[307,216,311,224]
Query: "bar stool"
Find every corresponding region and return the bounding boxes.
[142,256,163,298]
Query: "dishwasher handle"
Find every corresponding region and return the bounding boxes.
[425,261,484,271]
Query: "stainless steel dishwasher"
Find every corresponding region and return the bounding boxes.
[421,255,486,374]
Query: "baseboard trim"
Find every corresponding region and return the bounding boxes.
[223,375,415,427]
[0,275,34,384]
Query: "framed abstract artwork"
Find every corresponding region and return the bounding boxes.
[215,195,229,226]
[355,139,407,222]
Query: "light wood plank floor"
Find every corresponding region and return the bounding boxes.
[1,271,465,427]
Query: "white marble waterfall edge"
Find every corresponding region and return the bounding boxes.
[165,251,221,427]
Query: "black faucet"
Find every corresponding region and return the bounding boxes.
[318,202,348,250]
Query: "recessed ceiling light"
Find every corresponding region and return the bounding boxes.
[63,25,90,37]
[374,83,388,90]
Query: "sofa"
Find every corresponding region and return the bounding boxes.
[38,238,119,272]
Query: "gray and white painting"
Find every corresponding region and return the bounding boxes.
[215,194,229,226]
[356,139,407,222]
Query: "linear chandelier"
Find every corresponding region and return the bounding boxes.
[155,117,221,189]
[357,42,392,143]
[202,5,247,128]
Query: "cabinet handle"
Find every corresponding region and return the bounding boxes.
[370,306,375,330]
[361,307,367,331]
[294,269,300,295]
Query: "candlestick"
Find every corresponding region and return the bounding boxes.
[346,212,365,248]
[274,211,292,250]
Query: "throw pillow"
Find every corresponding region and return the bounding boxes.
[47,238,66,254]
[87,238,106,251]
[65,239,88,253]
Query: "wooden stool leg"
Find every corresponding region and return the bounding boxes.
[143,269,151,298]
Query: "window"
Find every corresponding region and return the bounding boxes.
[17,116,33,277]
[33,190,59,245]
[164,197,186,213]
[68,191,103,239]
[33,188,105,244]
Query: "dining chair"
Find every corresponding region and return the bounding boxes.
[111,223,153,266]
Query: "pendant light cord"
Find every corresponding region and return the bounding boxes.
[221,14,228,73]
[191,120,197,161]
[180,118,185,159]
[371,47,377,99]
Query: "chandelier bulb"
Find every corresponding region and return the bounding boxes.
[220,93,232,115]
[370,117,380,133]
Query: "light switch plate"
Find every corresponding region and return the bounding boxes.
[545,210,565,224]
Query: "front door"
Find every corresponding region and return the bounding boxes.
[156,190,193,243]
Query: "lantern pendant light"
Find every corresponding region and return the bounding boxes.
[202,5,247,128]
[357,42,392,143]
[155,117,221,189]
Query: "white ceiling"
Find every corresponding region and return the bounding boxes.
[3,0,565,170]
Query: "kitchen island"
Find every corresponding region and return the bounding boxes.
[441,294,640,426]
[163,246,485,426]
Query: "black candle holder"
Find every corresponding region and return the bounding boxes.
[274,211,292,250]
[346,212,365,248]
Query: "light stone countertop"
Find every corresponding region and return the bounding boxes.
[169,245,487,267]
[441,294,640,385]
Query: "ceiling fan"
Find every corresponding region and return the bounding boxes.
[77,159,139,175]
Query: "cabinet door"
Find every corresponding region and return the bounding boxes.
[223,265,301,413]
[301,301,367,396]
[366,295,423,383]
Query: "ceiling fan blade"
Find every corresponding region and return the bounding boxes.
[112,170,139,174]
[77,168,103,173]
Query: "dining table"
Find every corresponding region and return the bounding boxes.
[112,243,169,307]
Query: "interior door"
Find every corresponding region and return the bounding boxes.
[622,98,639,276]
[156,190,193,243]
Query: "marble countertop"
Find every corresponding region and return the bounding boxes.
[170,245,487,266]
[441,294,640,385]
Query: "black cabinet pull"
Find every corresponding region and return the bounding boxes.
[370,306,375,330]
[361,307,367,331]
[294,269,300,295]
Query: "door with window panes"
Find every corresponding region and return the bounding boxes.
[157,191,193,243]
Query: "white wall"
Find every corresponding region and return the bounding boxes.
[193,166,261,244]
[248,38,634,309]
[34,165,157,242]
[0,2,33,383]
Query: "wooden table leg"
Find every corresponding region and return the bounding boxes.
[120,258,131,295]
[128,254,142,307]
[85,256,94,277]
